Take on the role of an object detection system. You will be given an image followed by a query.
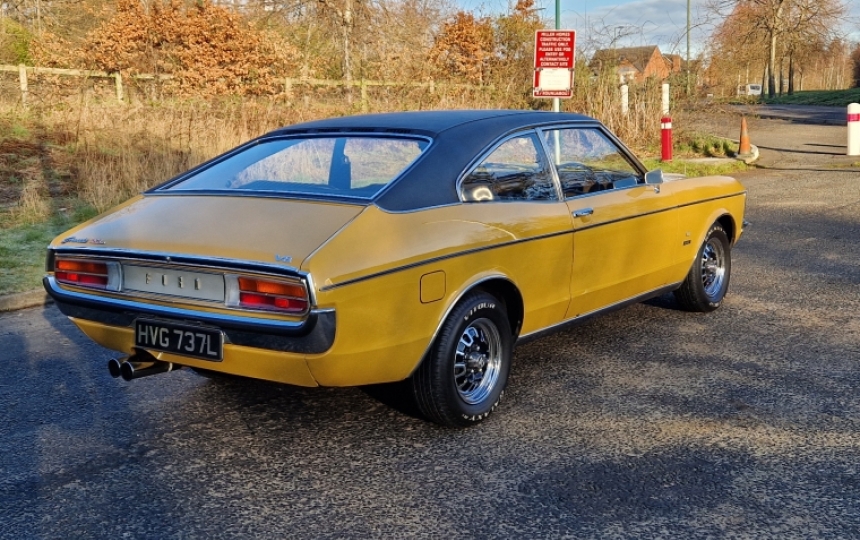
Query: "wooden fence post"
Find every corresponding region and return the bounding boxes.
[18,64,28,107]
[284,77,293,98]
[360,80,368,112]
[114,72,124,102]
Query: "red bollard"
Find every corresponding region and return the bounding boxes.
[661,116,673,162]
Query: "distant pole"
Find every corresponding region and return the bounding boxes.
[848,103,860,156]
[686,0,691,95]
[661,116,673,162]
[552,0,561,113]
[662,82,670,114]
[621,84,629,115]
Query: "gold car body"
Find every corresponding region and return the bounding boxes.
[47,178,745,388]
[44,111,746,390]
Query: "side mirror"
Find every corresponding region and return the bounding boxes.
[644,169,664,185]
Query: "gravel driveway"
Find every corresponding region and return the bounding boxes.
[1,117,858,539]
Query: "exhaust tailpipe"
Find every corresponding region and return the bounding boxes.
[107,357,123,378]
[120,360,178,381]
[108,350,181,381]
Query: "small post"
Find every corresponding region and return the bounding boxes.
[661,116,673,162]
[848,103,860,156]
[429,79,435,94]
[114,72,124,102]
[18,64,28,107]
[620,84,629,115]
[360,80,368,113]
[284,77,293,98]
[661,82,670,115]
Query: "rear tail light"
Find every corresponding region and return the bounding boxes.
[54,259,121,291]
[226,275,309,314]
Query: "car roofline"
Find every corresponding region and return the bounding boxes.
[269,110,595,139]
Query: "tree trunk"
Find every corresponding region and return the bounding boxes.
[343,0,352,80]
[788,53,794,95]
[768,31,777,98]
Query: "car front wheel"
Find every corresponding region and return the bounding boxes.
[674,223,732,312]
[411,292,512,427]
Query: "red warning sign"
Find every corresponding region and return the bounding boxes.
[533,30,576,98]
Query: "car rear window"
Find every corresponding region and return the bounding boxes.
[162,136,429,199]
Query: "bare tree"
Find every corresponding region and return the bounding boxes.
[708,0,845,96]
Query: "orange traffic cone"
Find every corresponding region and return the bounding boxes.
[739,117,752,156]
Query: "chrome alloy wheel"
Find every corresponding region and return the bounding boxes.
[701,237,727,300]
[453,318,502,405]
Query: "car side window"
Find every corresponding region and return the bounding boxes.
[542,128,641,198]
[460,133,558,202]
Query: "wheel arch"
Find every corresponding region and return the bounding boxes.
[715,213,737,245]
[408,274,524,378]
[472,278,524,339]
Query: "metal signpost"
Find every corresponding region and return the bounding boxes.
[534,27,575,163]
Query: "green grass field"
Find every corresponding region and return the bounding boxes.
[762,88,860,106]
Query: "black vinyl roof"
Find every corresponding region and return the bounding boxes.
[275,110,593,138]
[272,110,605,212]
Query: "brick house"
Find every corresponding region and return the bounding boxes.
[589,45,682,83]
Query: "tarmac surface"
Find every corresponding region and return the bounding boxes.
[730,104,851,126]
[1,116,859,538]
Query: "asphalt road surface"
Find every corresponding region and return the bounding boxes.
[2,118,859,539]
[731,103,849,125]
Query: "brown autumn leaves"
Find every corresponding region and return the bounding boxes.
[22,0,542,98]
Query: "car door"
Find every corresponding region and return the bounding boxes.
[458,131,574,332]
[541,127,679,319]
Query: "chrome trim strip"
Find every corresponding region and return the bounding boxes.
[516,282,682,344]
[45,276,325,337]
[375,201,464,215]
[675,191,747,210]
[574,203,674,231]
[320,190,746,291]
[49,248,308,279]
[573,191,747,233]
[49,249,313,316]
[319,229,572,291]
[143,190,374,206]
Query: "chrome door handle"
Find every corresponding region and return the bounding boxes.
[572,208,594,218]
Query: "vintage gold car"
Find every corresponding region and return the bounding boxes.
[44,110,746,426]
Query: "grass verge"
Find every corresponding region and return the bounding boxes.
[761,88,860,107]
[0,209,97,295]
[641,157,747,178]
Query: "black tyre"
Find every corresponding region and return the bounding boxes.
[411,292,513,427]
[674,223,732,312]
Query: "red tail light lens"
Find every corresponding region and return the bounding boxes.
[55,259,116,290]
[228,276,309,314]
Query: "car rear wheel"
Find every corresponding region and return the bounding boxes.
[411,292,512,427]
[674,223,731,312]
